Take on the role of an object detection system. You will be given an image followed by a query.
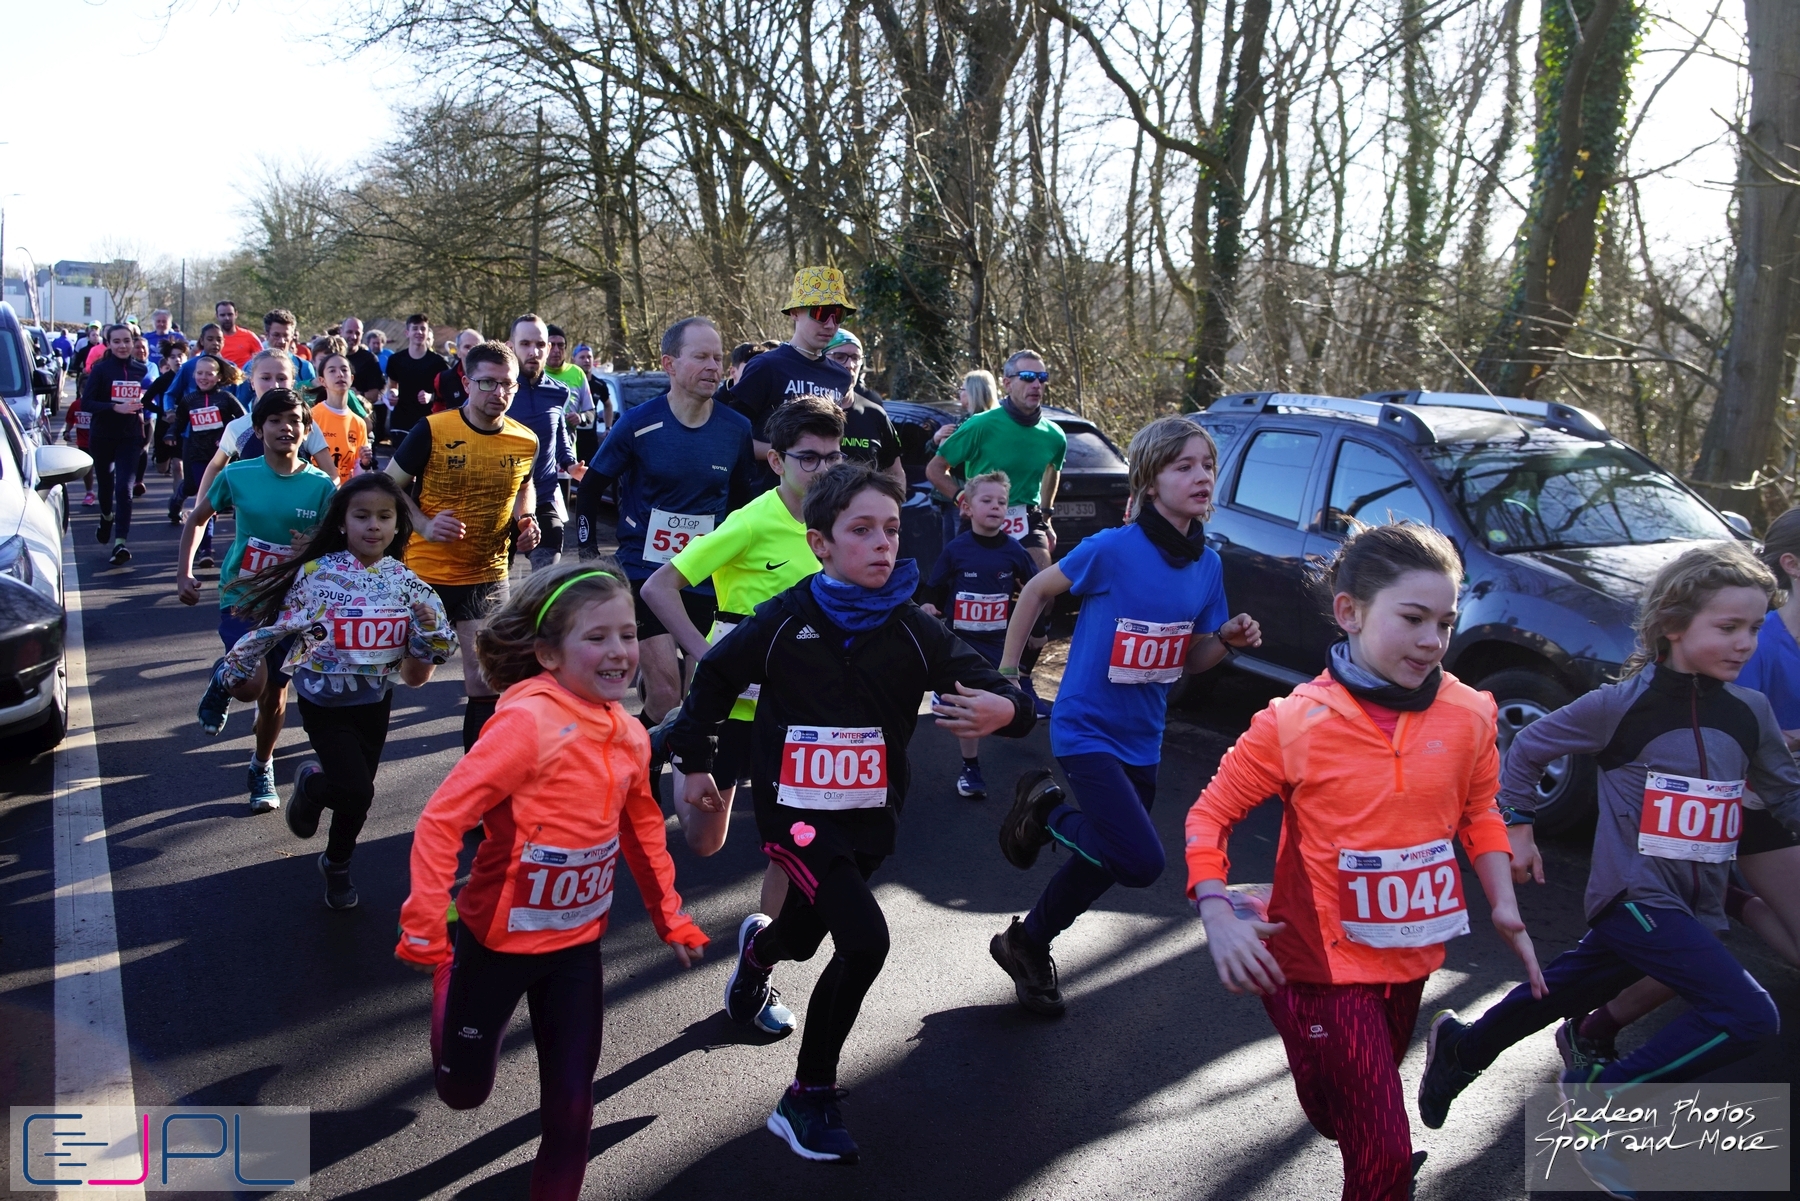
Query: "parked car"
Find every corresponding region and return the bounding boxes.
[884,399,1130,573]
[1190,389,1752,833]
[0,393,93,753]
[1,303,58,445]
[24,324,63,419]
[592,370,672,422]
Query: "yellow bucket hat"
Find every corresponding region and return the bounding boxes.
[782,266,857,315]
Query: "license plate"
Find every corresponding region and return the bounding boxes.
[1058,501,1095,517]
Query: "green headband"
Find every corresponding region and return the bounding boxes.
[534,570,619,633]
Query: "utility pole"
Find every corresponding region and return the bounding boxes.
[528,106,544,311]
[180,259,187,331]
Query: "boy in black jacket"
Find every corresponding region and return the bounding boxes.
[666,464,1034,1165]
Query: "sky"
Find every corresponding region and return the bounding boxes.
[0,0,1751,281]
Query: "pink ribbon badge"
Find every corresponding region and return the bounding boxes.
[789,821,816,847]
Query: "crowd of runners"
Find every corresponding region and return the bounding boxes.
[39,264,1800,1201]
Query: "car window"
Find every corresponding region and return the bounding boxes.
[614,374,670,410]
[1325,440,1432,532]
[1231,429,1319,524]
[889,411,942,466]
[0,329,28,399]
[1060,427,1125,470]
[1423,441,1734,551]
[0,402,26,478]
[1198,419,1240,455]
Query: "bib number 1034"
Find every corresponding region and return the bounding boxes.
[1336,839,1469,948]
[1108,618,1193,684]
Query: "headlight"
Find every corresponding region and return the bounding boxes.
[0,536,33,588]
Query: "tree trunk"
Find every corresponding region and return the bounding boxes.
[1692,0,1800,510]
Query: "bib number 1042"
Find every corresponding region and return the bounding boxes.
[1336,839,1469,948]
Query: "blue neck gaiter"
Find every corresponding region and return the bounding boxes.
[809,560,922,634]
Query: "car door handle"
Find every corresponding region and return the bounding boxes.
[1206,533,1231,548]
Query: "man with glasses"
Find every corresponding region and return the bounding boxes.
[386,340,541,750]
[723,266,857,492]
[822,328,905,489]
[214,300,264,367]
[573,315,758,733]
[505,314,581,568]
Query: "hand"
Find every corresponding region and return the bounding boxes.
[929,423,952,447]
[1199,900,1288,995]
[177,574,201,606]
[394,952,436,974]
[1489,902,1546,998]
[1508,824,1545,885]
[670,941,705,969]
[682,770,729,813]
[932,682,1018,737]
[514,514,542,553]
[1218,612,1262,649]
[417,390,431,406]
[920,602,941,618]
[427,510,466,542]
[289,528,309,555]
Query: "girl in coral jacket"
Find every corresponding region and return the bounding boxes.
[395,560,709,1201]
[1184,523,1545,1201]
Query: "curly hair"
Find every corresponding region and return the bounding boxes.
[1622,542,1777,676]
[475,559,632,691]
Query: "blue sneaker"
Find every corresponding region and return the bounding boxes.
[767,1086,857,1164]
[247,762,280,814]
[725,912,774,1024]
[956,761,987,799]
[752,988,796,1037]
[197,659,232,736]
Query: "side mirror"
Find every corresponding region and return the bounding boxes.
[35,444,92,489]
[33,366,56,392]
[1720,510,1753,538]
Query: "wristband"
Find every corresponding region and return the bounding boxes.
[1192,892,1234,910]
[999,666,1020,677]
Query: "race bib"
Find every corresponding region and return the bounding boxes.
[110,380,143,405]
[329,606,409,665]
[1638,772,1742,863]
[954,592,1010,632]
[240,537,295,574]
[188,405,223,431]
[1337,839,1469,948]
[508,838,618,932]
[708,619,760,704]
[1001,504,1030,540]
[644,508,714,563]
[1108,618,1194,684]
[74,411,92,429]
[779,726,888,809]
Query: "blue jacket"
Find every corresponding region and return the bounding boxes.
[506,372,578,501]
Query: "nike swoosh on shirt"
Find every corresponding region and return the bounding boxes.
[765,561,789,570]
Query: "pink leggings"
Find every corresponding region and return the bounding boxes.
[1262,978,1425,1201]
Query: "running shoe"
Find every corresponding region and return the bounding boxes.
[247,762,280,814]
[1554,1016,1618,1076]
[956,761,987,799]
[81,491,96,507]
[1019,673,1052,720]
[1556,1076,1639,1200]
[989,917,1065,1016]
[132,482,147,498]
[108,542,131,566]
[197,552,215,569]
[767,1086,858,1164]
[725,912,775,1025]
[318,853,358,910]
[197,659,232,736]
[998,769,1062,869]
[95,516,112,544]
[1417,1010,1481,1129]
[286,760,325,839]
[168,500,183,525]
[1407,1150,1427,1200]
[753,988,797,1038]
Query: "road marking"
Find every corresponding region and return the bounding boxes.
[50,524,144,1198]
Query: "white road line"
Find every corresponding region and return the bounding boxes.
[50,524,144,1199]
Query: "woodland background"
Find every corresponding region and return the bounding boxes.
[115,1,1800,520]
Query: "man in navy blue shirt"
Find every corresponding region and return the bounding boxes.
[506,314,580,568]
[574,315,757,723]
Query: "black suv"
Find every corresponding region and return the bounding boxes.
[1192,390,1751,832]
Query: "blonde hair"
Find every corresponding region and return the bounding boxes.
[1623,542,1777,677]
[244,348,297,381]
[962,470,1010,500]
[476,559,633,691]
[1126,416,1218,518]
[961,370,998,413]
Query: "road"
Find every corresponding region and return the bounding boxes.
[2,445,1795,1200]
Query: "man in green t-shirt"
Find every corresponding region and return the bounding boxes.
[926,349,1067,572]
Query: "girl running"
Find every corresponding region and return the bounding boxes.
[217,473,455,909]
[990,415,1260,1015]
[58,394,96,507]
[395,561,707,1201]
[1188,521,1544,1201]
[1418,542,1800,1124]
[308,349,372,483]
[169,354,246,567]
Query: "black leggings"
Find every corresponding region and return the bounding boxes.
[90,434,144,538]
[753,852,891,1086]
[432,927,604,1201]
[296,694,391,862]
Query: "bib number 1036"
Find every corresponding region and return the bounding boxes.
[508,838,619,932]
[1108,618,1193,684]
[1336,839,1469,948]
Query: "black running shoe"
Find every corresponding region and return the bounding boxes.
[168,500,183,525]
[724,912,775,1024]
[96,516,112,544]
[1417,1010,1480,1129]
[197,658,232,736]
[108,541,131,565]
[1408,1150,1427,1200]
[767,1086,858,1164]
[989,917,1065,1016]
[998,769,1062,869]
[286,761,325,839]
[319,853,358,910]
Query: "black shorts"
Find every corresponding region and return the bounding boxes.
[1738,805,1800,856]
[433,579,510,625]
[631,575,715,641]
[713,718,754,787]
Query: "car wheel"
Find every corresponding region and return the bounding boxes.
[1480,667,1596,835]
[18,662,69,757]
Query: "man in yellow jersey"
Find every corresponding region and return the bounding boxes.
[386,340,540,748]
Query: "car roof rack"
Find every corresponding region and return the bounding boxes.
[1206,391,1434,445]
[1361,389,1608,440]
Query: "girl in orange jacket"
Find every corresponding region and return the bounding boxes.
[395,560,708,1201]
[1184,523,1544,1201]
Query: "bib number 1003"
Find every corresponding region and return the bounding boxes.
[778,726,888,809]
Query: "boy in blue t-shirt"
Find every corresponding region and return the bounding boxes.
[922,472,1045,799]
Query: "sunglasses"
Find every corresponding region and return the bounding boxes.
[807,305,846,325]
[1009,369,1051,383]
[472,378,517,395]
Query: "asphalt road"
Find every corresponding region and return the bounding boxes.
[3,450,1795,1200]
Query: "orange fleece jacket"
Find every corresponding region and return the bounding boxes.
[1185,671,1512,984]
[397,674,707,964]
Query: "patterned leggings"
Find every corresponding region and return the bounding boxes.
[1262,978,1425,1201]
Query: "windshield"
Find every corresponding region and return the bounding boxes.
[1424,441,1732,552]
[1060,426,1125,470]
[0,330,27,398]
[614,373,671,411]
